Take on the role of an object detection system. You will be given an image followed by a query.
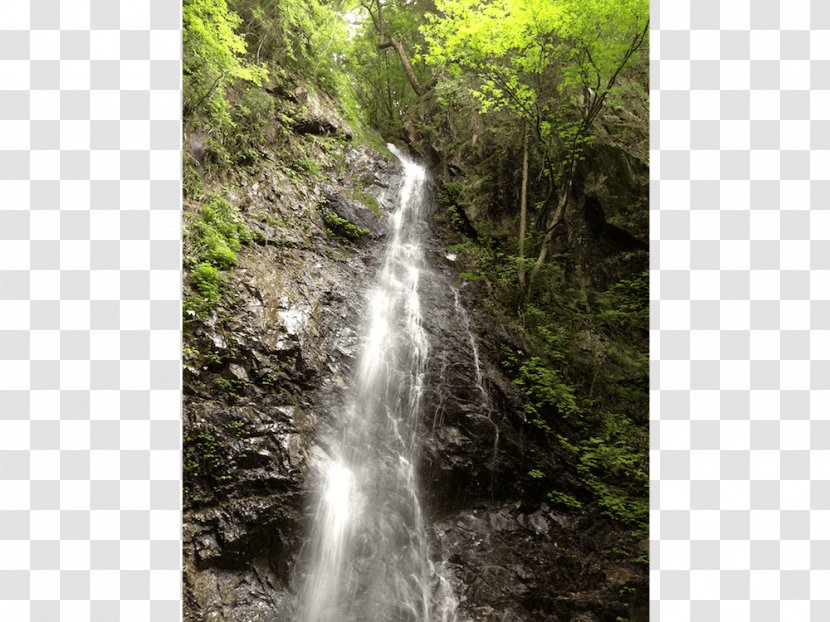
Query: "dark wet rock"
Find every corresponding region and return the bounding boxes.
[291,86,354,139]
[184,135,647,621]
[321,191,385,238]
[183,143,394,622]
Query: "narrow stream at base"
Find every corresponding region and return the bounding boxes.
[297,146,458,622]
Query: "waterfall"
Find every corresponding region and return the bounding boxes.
[298,145,457,622]
[452,287,500,486]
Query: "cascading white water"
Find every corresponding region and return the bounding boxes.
[451,288,499,479]
[452,288,487,403]
[298,146,457,622]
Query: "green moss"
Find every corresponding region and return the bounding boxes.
[257,211,286,227]
[349,187,381,216]
[323,212,369,241]
[294,155,323,179]
[184,192,250,320]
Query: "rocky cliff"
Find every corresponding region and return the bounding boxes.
[183,83,648,622]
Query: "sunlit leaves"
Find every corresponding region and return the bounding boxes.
[420,0,648,117]
[183,0,268,125]
[231,0,354,92]
[184,0,267,85]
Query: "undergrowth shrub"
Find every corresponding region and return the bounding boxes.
[504,351,579,428]
[185,193,250,319]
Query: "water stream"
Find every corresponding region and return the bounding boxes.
[451,288,499,476]
[298,146,457,621]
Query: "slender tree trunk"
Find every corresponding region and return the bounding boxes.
[365,0,425,97]
[529,190,568,287]
[186,70,226,117]
[517,126,529,290]
[378,39,424,97]
[527,20,649,289]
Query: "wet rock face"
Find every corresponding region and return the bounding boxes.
[431,502,646,622]
[183,146,400,621]
[572,142,649,291]
[184,144,646,621]
[369,226,648,622]
[291,86,355,139]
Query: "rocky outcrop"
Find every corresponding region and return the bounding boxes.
[413,236,648,621]
[183,144,400,621]
[291,86,354,139]
[184,130,647,621]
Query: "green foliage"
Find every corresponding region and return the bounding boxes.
[222,87,277,165]
[506,352,579,427]
[184,161,206,200]
[345,1,432,138]
[231,0,352,94]
[184,193,250,319]
[528,468,545,479]
[194,194,249,263]
[183,0,267,120]
[184,0,376,166]
[556,407,648,527]
[446,203,467,232]
[521,303,569,358]
[596,270,649,332]
[323,212,370,241]
[421,0,560,113]
[257,211,287,227]
[582,474,648,528]
[194,431,221,469]
[446,199,647,533]
[214,376,247,400]
[226,419,247,437]
[546,490,582,510]
[421,0,649,249]
[184,457,200,475]
[190,262,224,306]
[581,412,648,486]
[422,0,648,116]
[460,272,486,283]
[446,234,526,304]
[293,155,323,179]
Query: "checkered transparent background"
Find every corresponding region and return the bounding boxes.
[653,0,830,619]
[0,1,181,620]
[2,0,828,620]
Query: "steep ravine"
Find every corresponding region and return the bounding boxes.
[183,107,646,621]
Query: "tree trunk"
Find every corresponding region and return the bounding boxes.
[365,0,425,97]
[378,39,424,97]
[517,127,529,290]
[529,190,568,287]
